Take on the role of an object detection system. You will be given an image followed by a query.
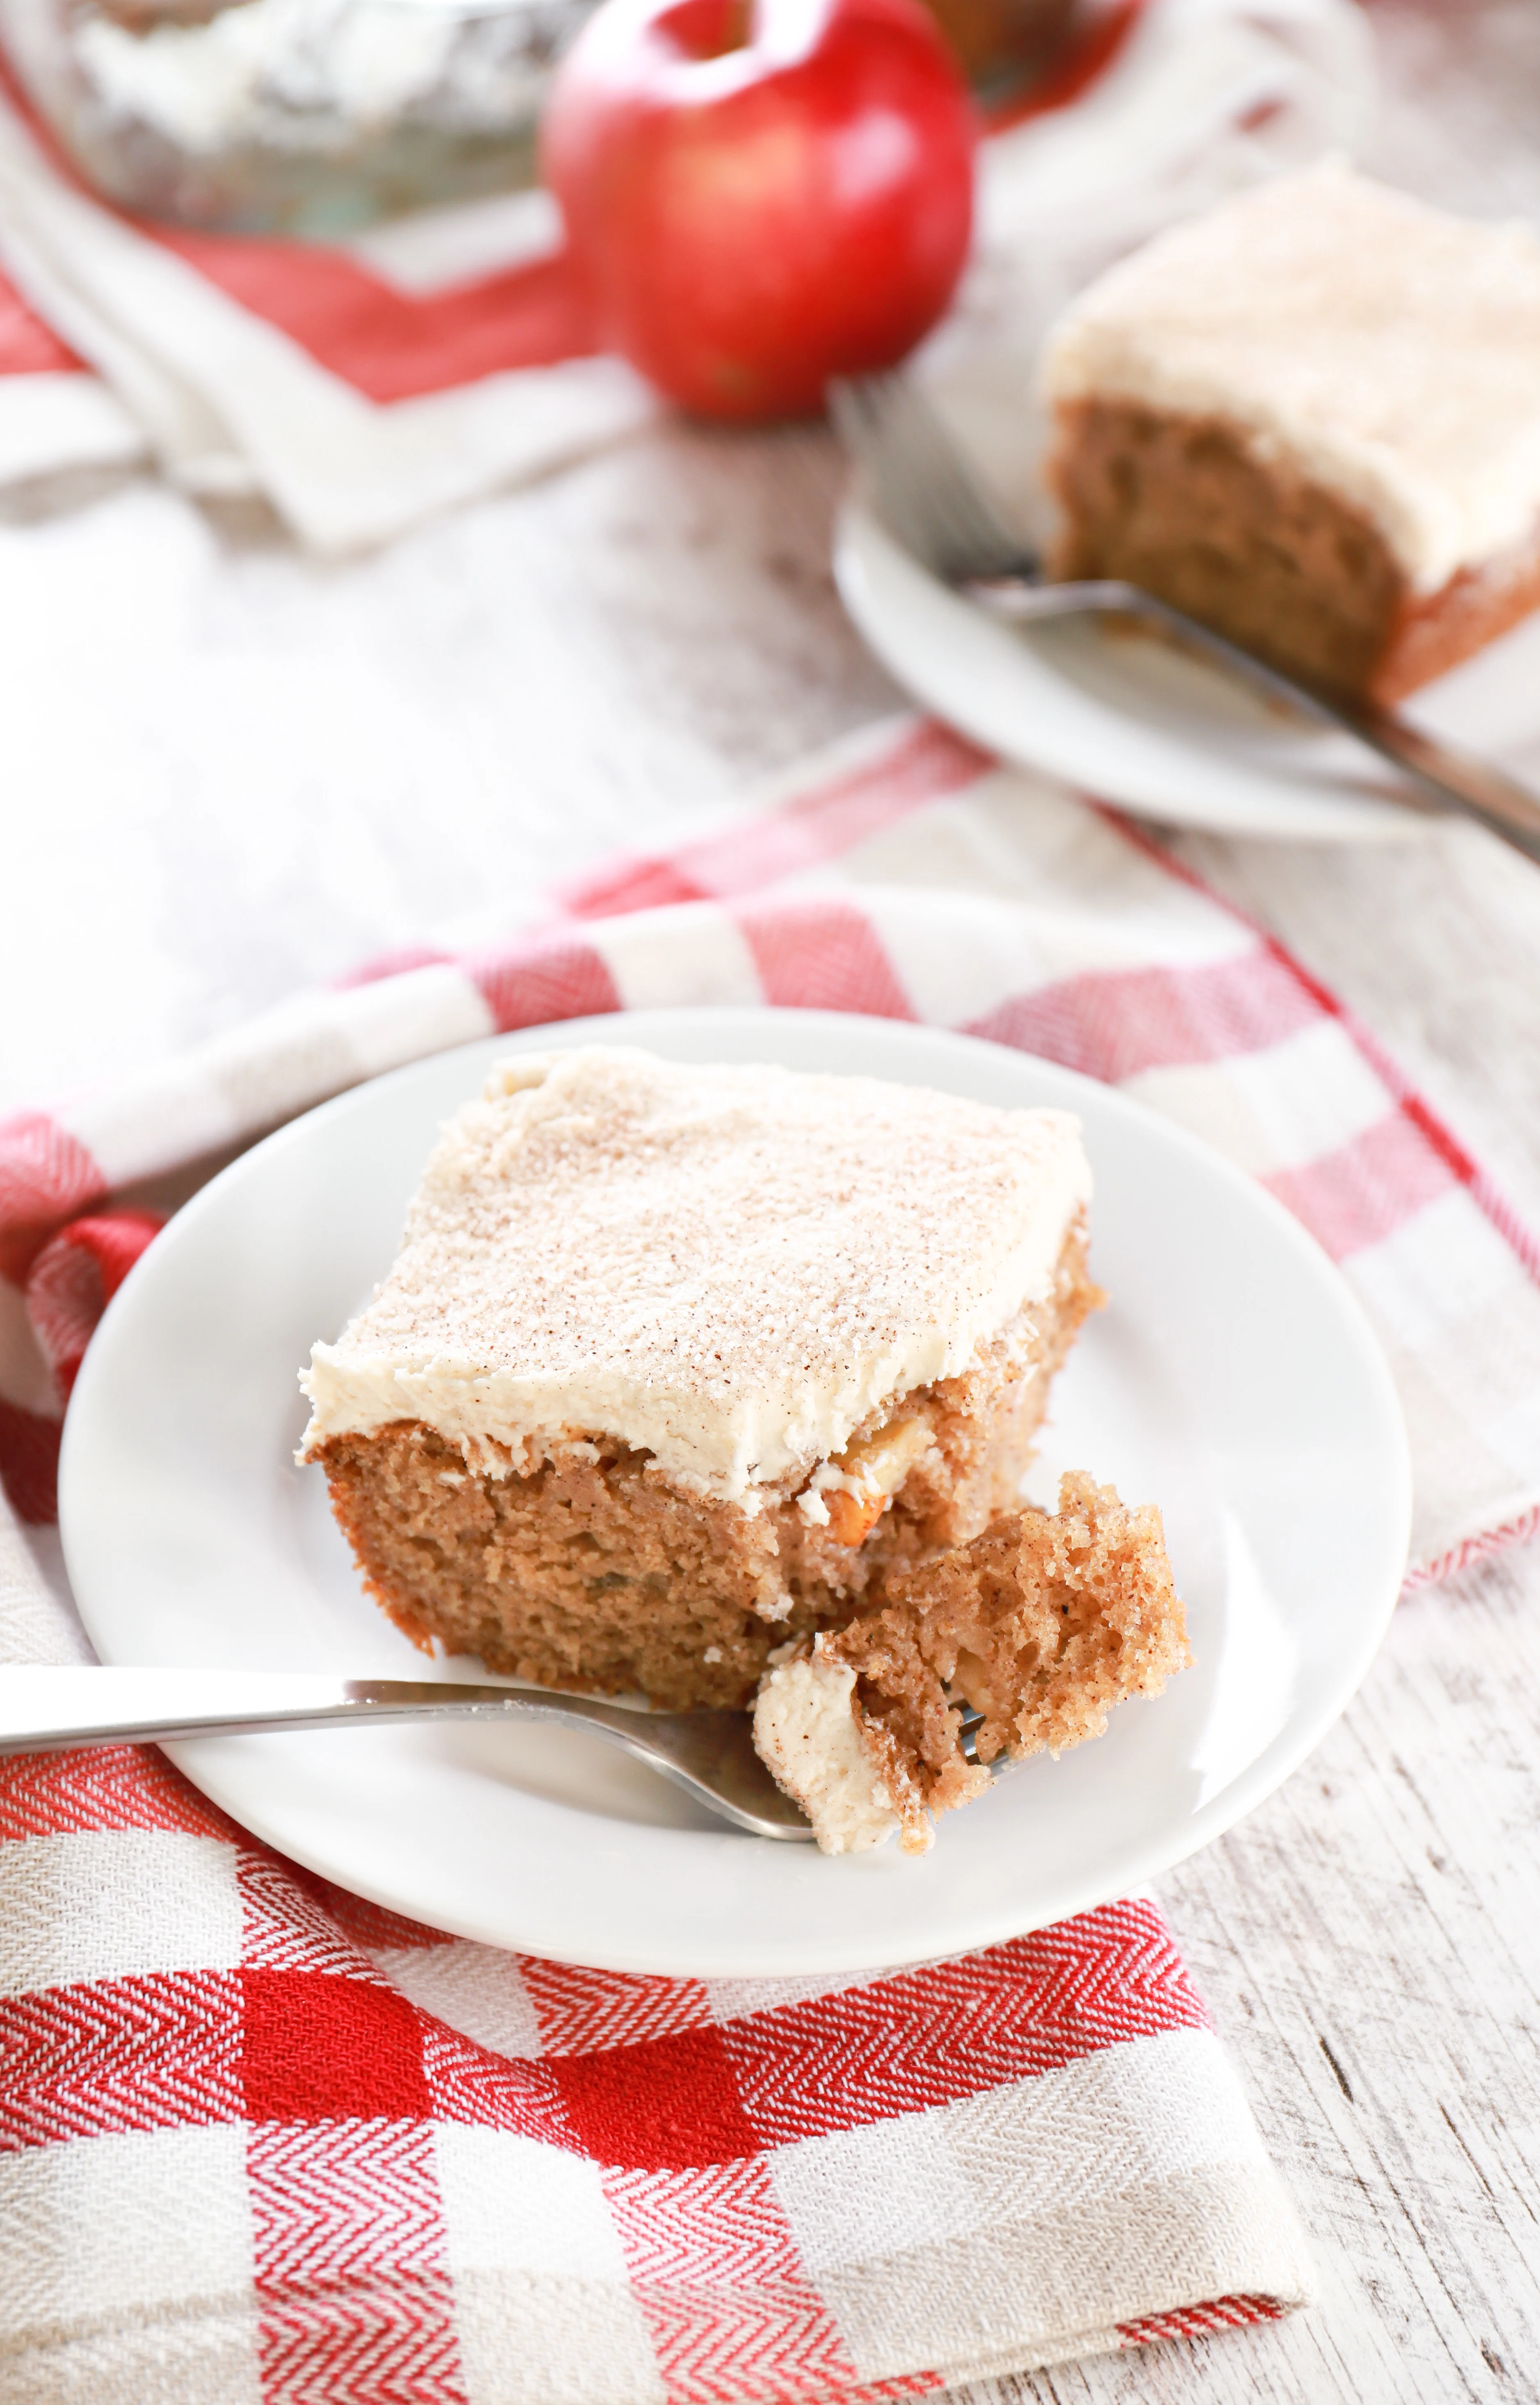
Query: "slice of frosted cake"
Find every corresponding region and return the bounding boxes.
[753,1474,1189,1854]
[1041,163,1540,702]
[300,1047,1102,1710]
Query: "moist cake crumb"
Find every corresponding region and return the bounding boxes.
[754,1474,1189,1853]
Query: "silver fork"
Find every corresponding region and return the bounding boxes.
[0,1666,815,1841]
[830,371,1540,862]
[956,1700,990,1765]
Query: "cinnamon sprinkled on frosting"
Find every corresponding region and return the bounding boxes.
[299,1047,1091,1507]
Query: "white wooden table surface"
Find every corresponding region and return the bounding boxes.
[5,3,1540,2395]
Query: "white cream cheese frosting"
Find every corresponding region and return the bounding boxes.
[752,1645,903,1855]
[1042,162,1540,594]
[299,1045,1090,1508]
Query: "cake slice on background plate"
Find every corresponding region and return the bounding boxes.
[1041,162,1540,702]
[753,1474,1189,1855]
[300,1046,1101,1711]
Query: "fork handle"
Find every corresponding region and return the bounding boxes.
[0,1665,669,1753]
[969,575,1540,862]
[0,1666,815,1841]
[1344,701,1540,861]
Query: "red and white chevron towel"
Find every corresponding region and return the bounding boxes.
[0,0,1370,547]
[4,711,1539,2394]
[0,1719,1309,2398]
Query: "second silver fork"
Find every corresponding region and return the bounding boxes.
[830,371,1540,863]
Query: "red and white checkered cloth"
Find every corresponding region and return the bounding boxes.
[0,1714,1309,2397]
[0,0,1371,547]
[5,712,1539,2394]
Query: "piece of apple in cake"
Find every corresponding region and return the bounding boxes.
[753,1474,1189,1854]
[299,1045,1101,1710]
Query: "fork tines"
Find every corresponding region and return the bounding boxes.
[955,1698,987,1768]
[828,371,1038,585]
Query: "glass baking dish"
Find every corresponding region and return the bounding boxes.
[0,0,598,232]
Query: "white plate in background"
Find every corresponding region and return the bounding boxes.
[835,493,1540,843]
[60,1007,1410,1976]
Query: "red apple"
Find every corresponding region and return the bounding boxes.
[541,0,977,420]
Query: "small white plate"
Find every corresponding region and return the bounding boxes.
[835,493,1540,842]
[60,1008,1410,1977]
